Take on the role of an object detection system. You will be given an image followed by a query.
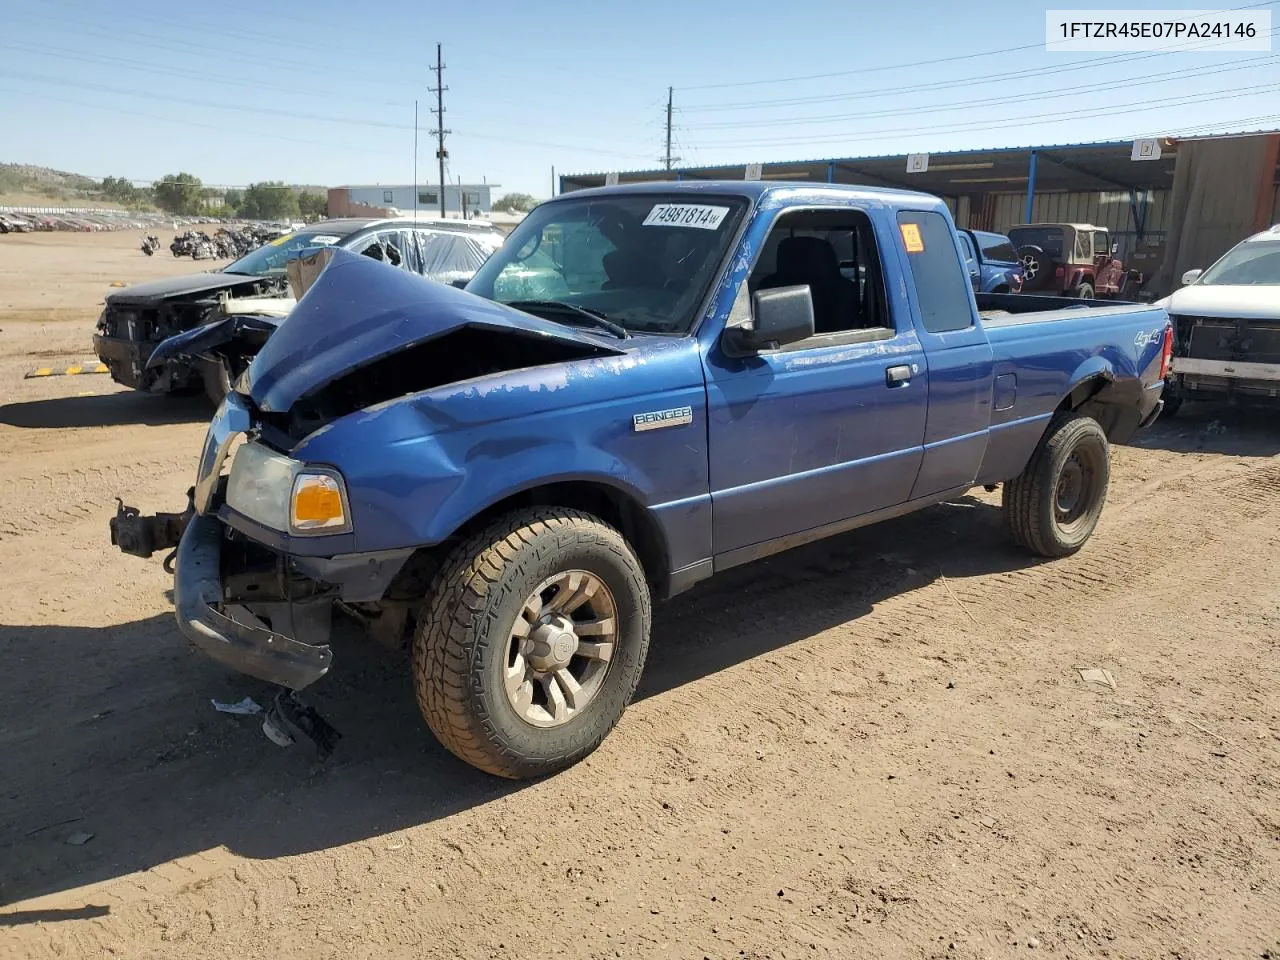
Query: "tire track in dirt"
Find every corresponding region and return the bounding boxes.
[5,429,1280,956]
[0,456,192,539]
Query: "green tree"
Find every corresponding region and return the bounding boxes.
[491,192,538,213]
[152,172,205,215]
[239,181,301,221]
[99,176,153,209]
[223,188,244,214]
[297,190,327,220]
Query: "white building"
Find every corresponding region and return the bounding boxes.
[329,183,496,219]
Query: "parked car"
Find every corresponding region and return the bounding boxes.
[93,217,505,404]
[110,182,1170,778]
[1157,223,1280,415]
[1008,223,1142,299]
[957,229,1024,293]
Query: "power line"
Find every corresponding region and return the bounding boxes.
[0,41,407,110]
[690,54,1278,130]
[678,41,1048,91]
[678,24,1280,113]
[674,0,1277,93]
[683,80,1280,150]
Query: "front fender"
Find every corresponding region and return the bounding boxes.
[292,368,712,570]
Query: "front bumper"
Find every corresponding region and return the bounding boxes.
[93,334,152,389]
[175,514,334,690]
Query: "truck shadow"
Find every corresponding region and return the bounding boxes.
[0,495,1030,910]
[1130,402,1280,457]
[0,391,212,429]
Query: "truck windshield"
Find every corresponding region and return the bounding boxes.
[1007,227,1065,259]
[1199,239,1280,286]
[466,194,748,334]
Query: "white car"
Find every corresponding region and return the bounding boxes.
[1157,224,1280,415]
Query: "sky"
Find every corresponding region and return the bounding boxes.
[2,0,1278,200]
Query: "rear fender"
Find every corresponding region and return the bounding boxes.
[1061,359,1145,443]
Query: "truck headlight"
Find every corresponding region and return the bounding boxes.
[290,473,349,533]
[225,442,351,535]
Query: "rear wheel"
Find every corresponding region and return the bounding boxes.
[1003,413,1110,557]
[1072,282,1094,299]
[413,507,651,779]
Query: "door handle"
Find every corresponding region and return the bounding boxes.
[885,364,912,386]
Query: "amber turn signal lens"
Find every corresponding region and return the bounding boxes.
[291,474,346,531]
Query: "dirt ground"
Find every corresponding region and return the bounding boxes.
[0,230,1277,960]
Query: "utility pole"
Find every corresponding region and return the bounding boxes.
[664,86,674,172]
[551,165,556,197]
[412,99,419,222]
[429,43,449,218]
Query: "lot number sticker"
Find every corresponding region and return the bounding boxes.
[899,222,925,253]
[643,203,730,230]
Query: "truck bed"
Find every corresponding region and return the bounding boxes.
[975,291,1144,324]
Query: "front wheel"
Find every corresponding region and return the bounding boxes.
[1072,282,1094,299]
[413,507,652,779]
[200,359,232,406]
[1002,413,1110,557]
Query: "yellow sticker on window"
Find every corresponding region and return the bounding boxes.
[267,233,294,246]
[900,223,924,253]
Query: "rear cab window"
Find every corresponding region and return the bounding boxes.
[895,210,975,334]
[977,234,1017,263]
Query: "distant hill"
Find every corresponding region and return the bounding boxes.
[0,163,100,203]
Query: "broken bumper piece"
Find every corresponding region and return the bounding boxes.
[174,514,333,691]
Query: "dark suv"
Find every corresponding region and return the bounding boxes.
[94,217,505,402]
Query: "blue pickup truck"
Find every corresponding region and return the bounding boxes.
[958,228,1024,294]
[111,182,1171,778]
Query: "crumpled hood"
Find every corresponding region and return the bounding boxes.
[146,313,282,370]
[246,247,624,414]
[105,271,268,301]
[1159,284,1280,320]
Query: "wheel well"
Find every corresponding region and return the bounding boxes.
[1057,375,1140,442]
[991,284,1010,294]
[393,481,670,602]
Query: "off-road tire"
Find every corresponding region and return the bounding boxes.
[413,507,651,779]
[1072,282,1094,299]
[1003,413,1110,558]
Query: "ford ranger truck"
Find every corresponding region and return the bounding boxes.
[110,183,1172,779]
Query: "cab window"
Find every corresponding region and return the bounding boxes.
[747,208,890,336]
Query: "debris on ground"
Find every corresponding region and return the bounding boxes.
[1076,667,1116,690]
[65,832,94,846]
[210,696,263,716]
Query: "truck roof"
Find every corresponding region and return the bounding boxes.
[551,180,946,208]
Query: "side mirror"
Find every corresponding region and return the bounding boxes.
[1111,242,1118,255]
[1181,268,1203,286]
[723,285,815,356]
[450,278,469,289]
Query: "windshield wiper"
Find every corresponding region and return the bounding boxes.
[505,299,629,339]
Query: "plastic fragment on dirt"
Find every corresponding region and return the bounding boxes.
[66,832,94,846]
[211,696,263,716]
[1077,667,1116,690]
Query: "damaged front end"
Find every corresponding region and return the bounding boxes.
[93,274,290,394]
[111,249,633,755]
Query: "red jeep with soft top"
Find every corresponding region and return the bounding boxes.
[1008,222,1142,299]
